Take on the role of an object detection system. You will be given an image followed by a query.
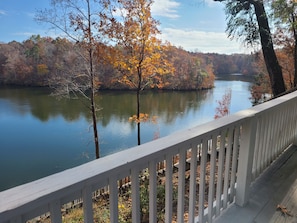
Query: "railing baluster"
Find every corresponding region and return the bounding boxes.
[82,185,93,222]
[208,134,218,223]
[223,127,233,208]
[271,111,282,160]
[199,139,208,223]
[286,105,293,147]
[177,149,186,223]
[284,106,291,148]
[236,116,257,207]
[9,216,22,223]
[252,117,262,179]
[230,126,239,201]
[50,200,62,223]
[216,130,226,216]
[263,114,270,169]
[149,160,157,223]
[292,102,297,145]
[266,112,273,164]
[258,116,265,177]
[291,102,296,141]
[131,168,140,223]
[109,177,119,222]
[189,145,198,223]
[165,154,173,223]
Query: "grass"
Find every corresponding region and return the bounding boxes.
[36,180,176,223]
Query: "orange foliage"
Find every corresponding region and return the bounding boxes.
[37,64,49,75]
[250,48,295,105]
[129,113,158,124]
[100,0,174,91]
[214,88,232,119]
[276,50,294,89]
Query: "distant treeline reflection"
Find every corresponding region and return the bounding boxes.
[0,87,209,125]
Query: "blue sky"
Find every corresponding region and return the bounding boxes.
[0,0,252,54]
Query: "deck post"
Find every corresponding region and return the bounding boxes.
[235,115,257,207]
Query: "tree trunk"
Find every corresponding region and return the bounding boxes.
[137,66,142,146]
[87,0,100,158]
[252,0,286,96]
[91,90,100,159]
[137,85,141,146]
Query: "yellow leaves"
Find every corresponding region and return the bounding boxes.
[129,113,149,123]
[129,113,158,124]
[118,204,125,209]
[100,0,174,90]
[37,64,49,75]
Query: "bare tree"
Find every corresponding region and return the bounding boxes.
[36,0,108,158]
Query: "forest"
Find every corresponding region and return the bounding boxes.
[0,0,296,104]
[0,35,256,90]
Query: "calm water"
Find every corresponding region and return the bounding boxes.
[0,77,252,191]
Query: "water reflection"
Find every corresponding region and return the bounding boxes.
[0,79,252,191]
[0,88,209,125]
[216,73,254,82]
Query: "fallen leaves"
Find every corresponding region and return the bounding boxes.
[276,204,293,217]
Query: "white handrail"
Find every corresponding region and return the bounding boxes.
[1,91,297,223]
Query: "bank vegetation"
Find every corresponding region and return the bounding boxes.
[0,35,257,90]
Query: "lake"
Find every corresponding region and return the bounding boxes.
[0,76,253,191]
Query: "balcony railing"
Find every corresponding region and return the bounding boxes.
[1,91,297,223]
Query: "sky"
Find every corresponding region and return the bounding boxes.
[0,0,252,54]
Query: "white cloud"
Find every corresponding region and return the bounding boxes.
[26,12,35,18]
[14,32,36,37]
[112,0,180,19]
[108,120,133,137]
[176,0,217,8]
[13,28,61,40]
[204,0,218,7]
[151,0,180,18]
[0,10,7,16]
[159,28,251,54]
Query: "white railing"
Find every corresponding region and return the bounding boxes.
[1,91,297,223]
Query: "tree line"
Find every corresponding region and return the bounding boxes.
[0,36,258,89]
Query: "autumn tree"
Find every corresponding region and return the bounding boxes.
[163,45,215,90]
[23,35,52,85]
[101,0,173,145]
[251,72,271,105]
[214,0,286,96]
[0,41,33,85]
[214,88,232,119]
[251,49,295,103]
[271,0,297,87]
[36,0,108,158]
[204,53,257,76]
[276,50,295,89]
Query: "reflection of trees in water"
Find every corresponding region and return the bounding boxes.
[216,74,254,82]
[0,87,88,122]
[97,90,209,126]
[0,87,209,126]
[142,91,209,124]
